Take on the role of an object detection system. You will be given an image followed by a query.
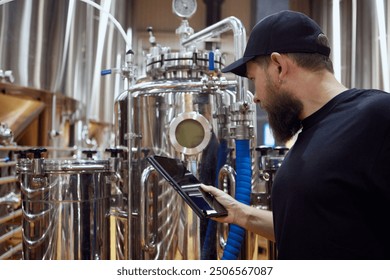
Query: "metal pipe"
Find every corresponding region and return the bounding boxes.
[181,16,247,101]
[127,85,133,259]
[52,0,75,93]
[79,0,131,47]
[122,50,138,260]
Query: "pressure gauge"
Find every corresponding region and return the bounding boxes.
[172,0,197,19]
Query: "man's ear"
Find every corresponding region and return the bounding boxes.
[270,52,288,80]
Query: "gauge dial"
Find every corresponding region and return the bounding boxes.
[172,0,197,19]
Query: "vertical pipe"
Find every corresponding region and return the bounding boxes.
[90,0,111,121]
[52,0,76,93]
[18,0,32,86]
[80,0,131,47]
[124,50,136,259]
[127,84,133,259]
[33,0,44,88]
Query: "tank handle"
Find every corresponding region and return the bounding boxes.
[216,164,236,258]
[140,165,158,256]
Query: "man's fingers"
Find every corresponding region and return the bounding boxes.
[200,184,217,194]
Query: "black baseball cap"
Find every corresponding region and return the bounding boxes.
[222,10,331,77]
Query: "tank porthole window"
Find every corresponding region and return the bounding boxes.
[169,112,212,155]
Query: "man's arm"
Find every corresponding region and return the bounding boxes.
[201,184,275,242]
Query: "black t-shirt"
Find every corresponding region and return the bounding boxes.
[272,88,390,259]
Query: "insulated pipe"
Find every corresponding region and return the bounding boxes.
[181,16,247,102]
[222,139,251,260]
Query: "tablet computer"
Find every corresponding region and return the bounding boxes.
[146,155,228,219]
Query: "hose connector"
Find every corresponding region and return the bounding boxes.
[230,101,255,140]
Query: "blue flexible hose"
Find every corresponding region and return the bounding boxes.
[221,139,251,260]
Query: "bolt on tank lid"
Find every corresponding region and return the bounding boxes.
[146,50,225,79]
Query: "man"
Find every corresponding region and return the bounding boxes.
[201,10,390,259]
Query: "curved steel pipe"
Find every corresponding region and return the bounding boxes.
[181,16,247,101]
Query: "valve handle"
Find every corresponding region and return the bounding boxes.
[255,145,273,156]
[82,150,98,159]
[26,148,47,159]
[17,150,29,159]
[274,146,289,155]
[105,148,124,158]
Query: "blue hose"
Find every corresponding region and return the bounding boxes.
[222,139,251,260]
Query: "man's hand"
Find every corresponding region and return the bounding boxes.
[200,184,240,224]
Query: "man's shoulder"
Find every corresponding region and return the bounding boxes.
[345,88,390,111]
[351,88,390,100]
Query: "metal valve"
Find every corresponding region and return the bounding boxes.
[105,148,125,158]
[256,145,273,156]
[274,146,289,156]
[82,150,97,159]
[17,150,29,159]
[27,148,48,159]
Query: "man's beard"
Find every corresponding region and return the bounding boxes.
[262,79,303,143]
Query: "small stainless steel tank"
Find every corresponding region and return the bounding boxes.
[17,149,121,260]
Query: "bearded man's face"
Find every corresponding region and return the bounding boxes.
[262,75,303,143]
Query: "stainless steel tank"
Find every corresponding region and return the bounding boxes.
[0,0,129,121]
[115,51,234,260]
[17,149,123,260]
[114,13,257,260]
